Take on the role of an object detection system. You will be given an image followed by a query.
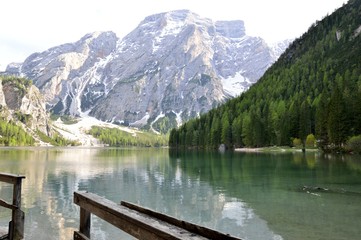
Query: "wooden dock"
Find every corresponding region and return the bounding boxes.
[0,173,25,240]
[0,173,243,240]
[73,191,242,240]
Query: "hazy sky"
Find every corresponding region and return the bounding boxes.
[0,0,348,71]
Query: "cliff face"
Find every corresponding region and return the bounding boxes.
[0,77,50,136]
[6,10,290,133]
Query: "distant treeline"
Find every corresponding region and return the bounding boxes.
[169,0,361,153]
[0,119,34,146]
[88,126,168,147]
[0,76,35,146]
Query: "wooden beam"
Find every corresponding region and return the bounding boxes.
[121,201,240,240]
[74,191,207,239]
[11,177,24,240]
[0,226,8,240]
[74,191,242,240]
[0,198,18,210]
[74,231,90,240]
[79,208,90,238]
[0,173,25,240]
[0,173,25,185]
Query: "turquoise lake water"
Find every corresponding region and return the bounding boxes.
[0,147,360,239]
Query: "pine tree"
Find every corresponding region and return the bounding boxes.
[231,116,243,147]
[315,92,329,150]
[221,114,231,148]
[328,87,347,148]
[299,100,312,152]
[210,115,221,148]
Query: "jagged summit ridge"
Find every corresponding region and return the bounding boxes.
[6,10,290,133]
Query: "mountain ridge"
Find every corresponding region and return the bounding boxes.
[6,10,290,134]
[169,0,361,151]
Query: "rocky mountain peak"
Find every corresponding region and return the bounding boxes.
[6,10,290,133]
[140,9,207,30]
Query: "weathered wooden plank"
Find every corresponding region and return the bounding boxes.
[0,173,25,240]
[121,201,241,240]
[79,208,91,238]
[0,198,18,210]
[74,231,90,240]
[0,173,25,185]
[0,226,8,240]
[74,191,210,240]
[11,177,24,240]
[0,234,8,240]
[8,211,24,240]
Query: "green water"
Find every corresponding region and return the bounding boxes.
[0,147,360,240]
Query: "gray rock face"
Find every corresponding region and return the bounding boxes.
[0,79,50,135]
[7,10,289,132]
[17,31,118,116]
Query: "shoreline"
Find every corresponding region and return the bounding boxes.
[234,146,320,153]
[234,147,264,152]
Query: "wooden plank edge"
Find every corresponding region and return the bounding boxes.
[74,191,207,239]
[74,231,90,240]
[121,201,242,240]
[0,173,25,184]
[0,226,8,240]
[0,234,8,240]
[0,198,18,210]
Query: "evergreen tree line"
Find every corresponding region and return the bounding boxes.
[0,76,34,146]
[0,119,35,146]
[89,126,168,147]
[0,76,80,146]
[169,0,361,152]
[36,130,80,146]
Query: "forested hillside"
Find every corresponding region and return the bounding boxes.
[169,0,361,152]
[88,126,168,147]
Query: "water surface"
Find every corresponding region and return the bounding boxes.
[0,147,360,240]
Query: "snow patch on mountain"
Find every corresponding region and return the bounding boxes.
[53,112,138,146]
[130,112,150,127]
[221,72,252,97]
[154,13,185,42]
[6,10,290,133]
[150,112,166,134]
[172,110,183,127]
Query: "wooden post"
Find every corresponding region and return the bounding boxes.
[79,208,91,238]
[10,176,25,240]
[0,173,25,240]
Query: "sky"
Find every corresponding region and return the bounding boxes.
[0,0,348,71]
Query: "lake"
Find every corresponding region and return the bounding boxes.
[0,147,360,240]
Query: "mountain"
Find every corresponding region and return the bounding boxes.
[0,76,52,145]
[6,32,118,115]
[169,0,361,151]
[6,10,289,134]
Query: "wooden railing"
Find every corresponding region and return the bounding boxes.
[73,191,241,240]
[0,173,25,240]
